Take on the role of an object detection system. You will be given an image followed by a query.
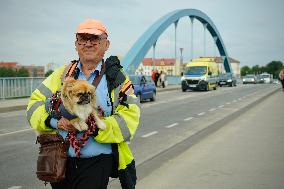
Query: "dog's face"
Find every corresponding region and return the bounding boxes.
[61,78,96,107]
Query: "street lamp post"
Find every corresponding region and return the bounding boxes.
[180,47,184,75]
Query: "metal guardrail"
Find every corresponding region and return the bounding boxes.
[0,77,45,99]
[0,76,181,100]
[144,75,181,85]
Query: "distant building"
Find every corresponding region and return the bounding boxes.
[0,62,18,68]
[135,58,176,76]
[0,62,45,77]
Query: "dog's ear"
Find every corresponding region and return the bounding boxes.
[63,78,75,90]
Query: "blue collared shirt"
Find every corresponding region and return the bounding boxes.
[50,61,112,157]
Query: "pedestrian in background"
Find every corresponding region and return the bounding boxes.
[160,71,166,88]
[279,66,284,91]
[151,69,156,83]
[154,69,160,87]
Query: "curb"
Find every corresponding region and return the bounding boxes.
[0,105,27,113]
[157,86,180,93]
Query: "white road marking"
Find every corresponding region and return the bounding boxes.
[0,128,33,137]
[198,112,205,116]
[226,102,231,105]
[233,100,237,103]
[238,98,242,100]
[183,117,194,121]
[141,131,158,138]
[7,186,22,189]
[165,123,179,128]
[209,108,216,112]
[218,105,224,108]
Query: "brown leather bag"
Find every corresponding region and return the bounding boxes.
[36,133,69,183]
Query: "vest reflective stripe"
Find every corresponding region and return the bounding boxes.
[126,95,140,107]
[120,80,131,94]
[37,83,52,98]
[27,101,44,123]
[113,113,131,142]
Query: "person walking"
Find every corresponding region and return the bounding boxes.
[160,71,166,88]
[154,70,160,87]
[27,19,140,189]
[279,66,284,91]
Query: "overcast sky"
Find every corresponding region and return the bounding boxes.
[0,0,283,70]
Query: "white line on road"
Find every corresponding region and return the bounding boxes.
[183,117,194,121]
[233,100,237,103]
[226,102,231,105]
[218,105,224,108]
[7,186,22,189]
[165,123,179,128]
[0,128,33,137]
[209,108,216,112]
[198,112,205,116]
[238,98,242,100]
[141,131,158,138]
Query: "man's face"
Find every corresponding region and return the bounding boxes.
[75,33,109,63]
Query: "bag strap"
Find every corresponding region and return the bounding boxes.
[92,61,106,88]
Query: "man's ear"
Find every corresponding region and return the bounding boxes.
[105,40,110,51]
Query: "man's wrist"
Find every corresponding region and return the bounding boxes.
[50,118,59,129]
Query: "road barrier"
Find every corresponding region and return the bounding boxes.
[0,77,45,99]
[0,76,181,99]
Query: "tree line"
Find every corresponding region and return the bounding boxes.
[241,60,283,78]
[0,67,29,77]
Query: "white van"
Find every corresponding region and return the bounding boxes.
[259,73,272,84]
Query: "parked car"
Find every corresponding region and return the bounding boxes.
[242,74,257,84]
[218,73,237,87]
[129,75,156,102]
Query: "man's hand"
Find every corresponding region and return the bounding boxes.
[58,117,77,132]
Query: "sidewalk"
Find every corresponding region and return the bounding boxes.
[136,91,284,189]
[0,85,180,113]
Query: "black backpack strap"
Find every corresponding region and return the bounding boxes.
[104,56,126,92]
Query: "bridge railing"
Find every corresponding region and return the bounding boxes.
[0,77,45,99]
[0,76,182,99]
[144,75,181,85]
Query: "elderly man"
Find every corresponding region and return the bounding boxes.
[27,19,140,189]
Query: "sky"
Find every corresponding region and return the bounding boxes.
[0,0,283,70]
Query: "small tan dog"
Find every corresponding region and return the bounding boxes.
[61,78,106,131]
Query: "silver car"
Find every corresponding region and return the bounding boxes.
[243,74,257,84]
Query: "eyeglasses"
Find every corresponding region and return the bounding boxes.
[76,35,107,46]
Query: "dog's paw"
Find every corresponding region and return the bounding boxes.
[80,122,89,131]
[74,122,88,131]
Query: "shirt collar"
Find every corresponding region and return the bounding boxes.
[78,61,103,75]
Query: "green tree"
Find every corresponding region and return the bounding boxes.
[0,67,17,77]
[16,67,29,77]
[45,69,54,77]
[251,65,260,75]
[265,61,283,78]
[241,66,251,76]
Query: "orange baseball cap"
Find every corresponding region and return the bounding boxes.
[76,19,108,36]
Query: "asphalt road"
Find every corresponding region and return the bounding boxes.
[0,84,280,189]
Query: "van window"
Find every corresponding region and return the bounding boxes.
[185,66,207,75]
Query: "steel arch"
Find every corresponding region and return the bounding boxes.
[122,9,232,74]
